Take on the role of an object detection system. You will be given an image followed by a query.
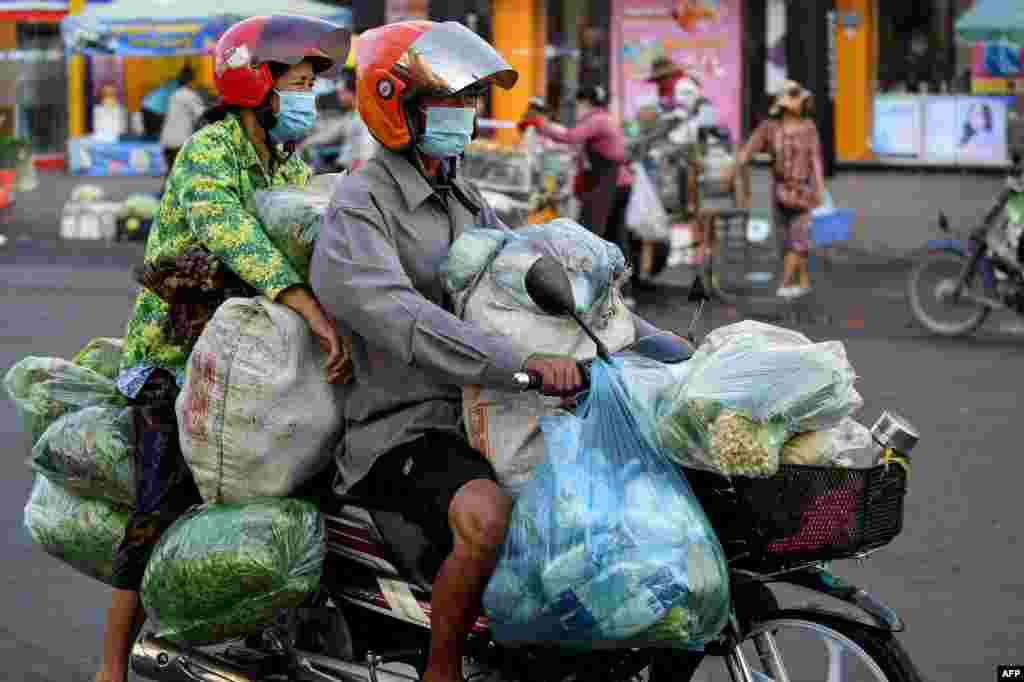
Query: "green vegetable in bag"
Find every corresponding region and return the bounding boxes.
[31,406,136,507]
[251,185,334,280]
[24,475,131,585]
[142,498,325,645]
[4,357,127,444]
[72,337,124,380]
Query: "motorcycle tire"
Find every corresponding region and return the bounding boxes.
[730,609,926,682]
[908,252,990,337]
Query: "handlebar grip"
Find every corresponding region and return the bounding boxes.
[513,371,544,391]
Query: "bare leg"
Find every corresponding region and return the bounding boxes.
[782,251,798,288]
[97,588,147,682]
[797,253,811,289]
[423,480,512,682]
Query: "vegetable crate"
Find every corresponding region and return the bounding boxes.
[731,463,908,562]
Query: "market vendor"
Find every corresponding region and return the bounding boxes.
[93,15,350,682]
[519,85,635,304]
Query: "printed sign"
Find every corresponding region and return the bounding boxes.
[620,0,743,143]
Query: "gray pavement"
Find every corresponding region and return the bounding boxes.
[0,165,1010,261]
[1,243,1024,681]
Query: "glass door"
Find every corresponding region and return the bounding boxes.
[15,21,68,154]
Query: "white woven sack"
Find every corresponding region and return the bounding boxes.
[177,297,345,503]
[461,277,635,495]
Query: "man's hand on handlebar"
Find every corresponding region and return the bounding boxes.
[524,354,585,397]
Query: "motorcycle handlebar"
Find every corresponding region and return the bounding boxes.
[514,361,592,395]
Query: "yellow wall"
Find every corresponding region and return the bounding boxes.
[122,55,215,112]
[491,0,546,146]
[834,0,875,161]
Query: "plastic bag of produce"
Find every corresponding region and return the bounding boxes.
[71,337,124,380]
[30,406,136,506]
[4,357,127,444]
[24,475,131,585]
[483,359,730,648]
[448,220,635,492]
[177,297,345,504]
[141,498,325,645]
[251,178,338,280]
[655,328,861,477]
[780,430,836,466]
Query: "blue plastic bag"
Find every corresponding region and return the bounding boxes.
[483,357,730,648]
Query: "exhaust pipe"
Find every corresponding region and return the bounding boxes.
[131,634,258,682]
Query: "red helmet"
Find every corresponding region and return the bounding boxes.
[356,21,518,151]
[214,15,351,108]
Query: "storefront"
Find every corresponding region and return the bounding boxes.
[830,0,1021,167]
[0,0,112,167]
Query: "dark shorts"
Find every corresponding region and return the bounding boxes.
[348,432,497,555]
[776,203,812,257]
[110,369,202,591]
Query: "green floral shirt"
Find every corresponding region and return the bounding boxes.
[119,114,311,380]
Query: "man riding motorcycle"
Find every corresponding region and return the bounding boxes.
[309,20,679,682]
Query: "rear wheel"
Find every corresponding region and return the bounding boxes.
[724,609,924,682]
[908,252,990,336]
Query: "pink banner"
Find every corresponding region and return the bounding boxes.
[619,0,743,141]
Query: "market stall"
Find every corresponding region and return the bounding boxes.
[60,0,351,177]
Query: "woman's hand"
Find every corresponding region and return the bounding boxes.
[278,286,350,384]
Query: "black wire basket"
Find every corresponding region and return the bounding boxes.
[729,463,909,563]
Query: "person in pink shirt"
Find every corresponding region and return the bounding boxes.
[521,86,636,302]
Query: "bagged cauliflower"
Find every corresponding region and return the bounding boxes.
[655,323,861,478]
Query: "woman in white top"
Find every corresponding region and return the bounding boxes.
[159,66,207,173]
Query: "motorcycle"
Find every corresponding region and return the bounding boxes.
[908,154,1024,336]
[130,264,924,682]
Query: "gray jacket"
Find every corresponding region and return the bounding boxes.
[311,148,660,491]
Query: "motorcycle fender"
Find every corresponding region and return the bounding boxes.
[926,238,968,257]
[769,566,905,632]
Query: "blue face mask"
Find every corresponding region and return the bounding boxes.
[270,90,318,143]
[416,106,476,159]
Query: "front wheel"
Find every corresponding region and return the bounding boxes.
[908,252,990,336]
[724,609,925,682]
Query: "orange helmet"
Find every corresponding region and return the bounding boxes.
[355,21,518,151]
[214,15,351,108]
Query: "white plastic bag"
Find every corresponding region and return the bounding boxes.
[177,297,345,504]
[626,163,670,242]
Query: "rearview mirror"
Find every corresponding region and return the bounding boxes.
[524,256,576,317]
[938,212,951,233]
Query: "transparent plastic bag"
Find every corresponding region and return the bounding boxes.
[71,337,124,380]
[251,183,335,280]
[24,475,131,585]
[443,219,628,318]
[483,359,730,648]
[4,357,127,444]
[141,498,325,645]
[780,430,836,466]
[626,163,670,242]
[30,406,136,507]
[655,330,861,477]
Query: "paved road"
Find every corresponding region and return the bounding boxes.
[2,247,1023,681]
[0,166,1008,259]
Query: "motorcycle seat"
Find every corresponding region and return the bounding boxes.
[330,493,440,592]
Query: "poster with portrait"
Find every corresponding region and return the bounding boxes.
[954,96,1010,165]
[619,0,743,143]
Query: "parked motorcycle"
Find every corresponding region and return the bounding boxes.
[908,155,1024,336]
[131,265,924,682]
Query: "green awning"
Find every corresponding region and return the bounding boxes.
[956,0,1024,45]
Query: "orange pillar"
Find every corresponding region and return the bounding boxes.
[67,0,88,138]
[491,0,546,146]
[834,0,875,162]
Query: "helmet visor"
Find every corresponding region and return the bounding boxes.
[395,22,518,98]
[247,15,352,80]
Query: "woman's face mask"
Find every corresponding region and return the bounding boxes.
[416,106,477,159]
[270,90,319,143]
